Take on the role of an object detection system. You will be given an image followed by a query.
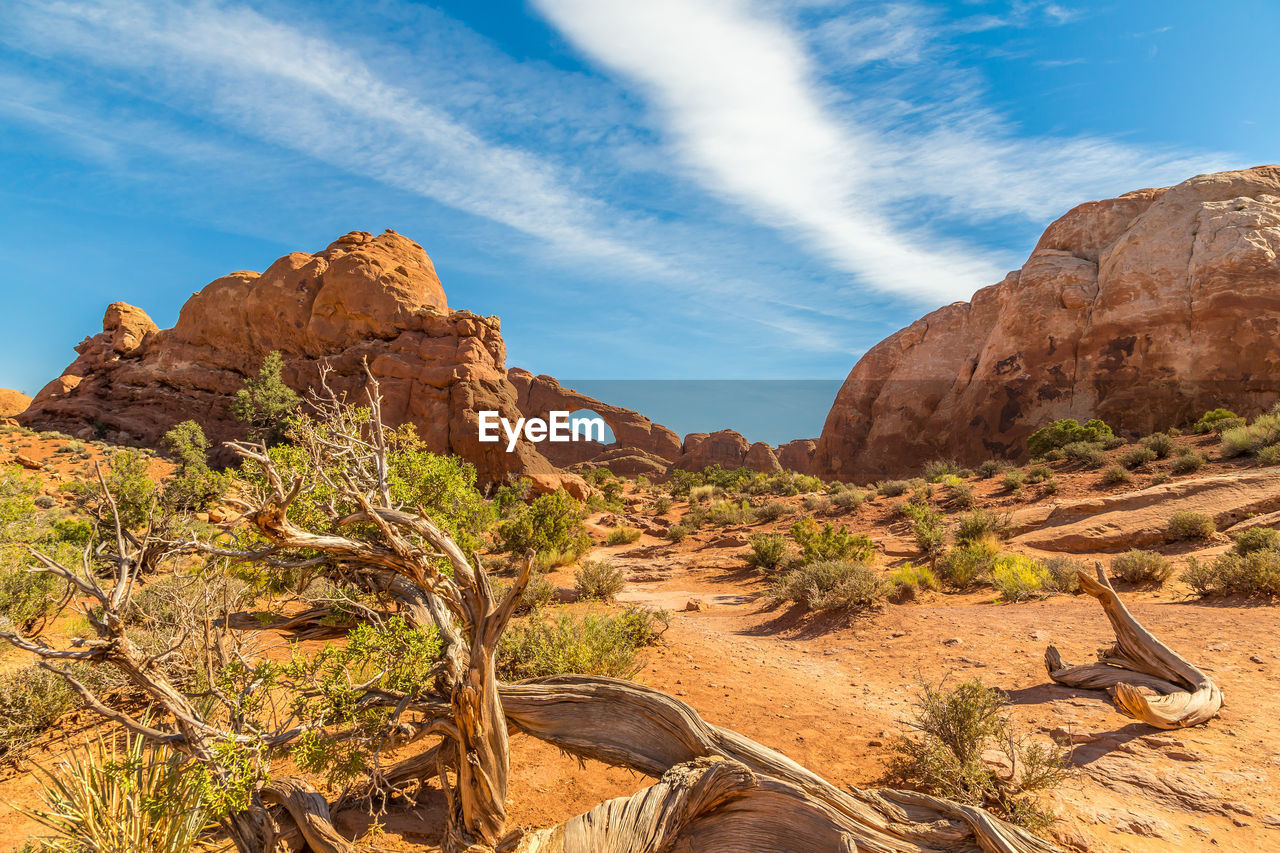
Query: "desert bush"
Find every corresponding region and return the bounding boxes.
[605,525,642,546]
[1000,470,1024,493]
[754,501,790,522]
[28,733,214,853]
[1040,555,1085,594]
[1099,465,1131,486]
[789,519,876,564]
[991,554,1049,602]
[1259,443,1280,467]
[1110,549,1173,585]
[888,679,1066,831]
[937,539,998,589]
[906,505,947,559]
[1058,442,1105,469]
[664,524,689,543]
[0,666,77,762]
[1220,412,1280,457]
[574,559,626,602]
[888,563,939,601]
[1024,465,1053,484]
[704,499,754,527]
[766,559,884,611]
[954,509,1010,545]
[800,494,831,513]
[746,533,790,573]
[498,608,665,680]
[688,484,717,503]
[652,495,673,515]
[1141,432,1175,458]
[831,489,865,510]
[1119,446,1157,469]
[1171,451,1206,474]
[498,488,589,559]
[161,421,230,511]
[0,565,64,633]
[1232,526,1280,555]
[1040,477,1060,495]
[1167,511,1216,541]
[877,480,909,498]
[231,350,301,446]
[922,459,963,483]
[944,481,975,509]
[1194,408,1239,434]
[1184,549,1280,598]
[1027,418,1115,457]
[975,459,1007,479]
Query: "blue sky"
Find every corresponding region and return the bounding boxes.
[1,0,1274,401]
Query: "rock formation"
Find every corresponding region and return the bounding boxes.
[814,166,1280,480]
[19,230,584,496]
[671,430,780,474]
[0,389,31,419]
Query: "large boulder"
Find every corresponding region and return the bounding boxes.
[814,166,1280,480]
[0,389,31,419]
[20,230,584,497]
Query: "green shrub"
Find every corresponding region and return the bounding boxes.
[991,554,1049,602]
[766,559,884,611]
[232,350,301,445]
[1220,412,1280,457]
[498,608,664,680]
[1259,443,1280,467]
[906,505,947,558]
[754,501,790,522]
[1040,555,1085,594]
[0,566,64,632]
[574,559,626,601]
[1040,476,1060,495]
[498,488,590,558]
[789,520,876,564]
[704,499,754,526]
[688,484,717,503]
[514,571,558,612]
[1000,470,1024,492]
[1110,549,1173,585]
[1184,550,1280,597]
[746,533,790,572]
[800,494,831,513]
[1099,465,1131,486]
[877,480,909,498]
[954,509,1010,545]
[888,679,1065,831]
[831,490,865,510]
[1141,432,1175,458]
[922,459,963,482]
[1232,526,1280,555]
[652,496,673,515]
[976,459,1008,479]
[944,481,975,508]
[938,539,999,589]
[1167,511,1216,541]
[0,667,76,761]
[161,421,230,511]
[605,525,642,546]
[28,733,214,853]
[1171,451,1206,474]
[665,524,689,543]
[1027,418,1115,456]
[1194,408,1239,434]
[1025,465,1053,484]
[1119,446,1157,469]
[888,563,939,601]
[1061,441,1108,468]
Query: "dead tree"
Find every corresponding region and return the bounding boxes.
[1044,564,1223,729]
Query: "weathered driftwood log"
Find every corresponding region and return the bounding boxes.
[1044,565,1223,729]
[261,777,351,853]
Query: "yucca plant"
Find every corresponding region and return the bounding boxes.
[26,733,215,853]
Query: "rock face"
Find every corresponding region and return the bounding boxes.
[814,166,1280,480]
[506,369,682,469]
[0,389,31,419]
[19,230,584,496]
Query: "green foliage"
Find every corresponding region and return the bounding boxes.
[101,450,160,531]
[831,489,865,510]
[1040,555,1085,594]
[1220,412,1280,458]
[1118,446,1157,469]
[1027,418,1115,457]
[605,525,642,546]
[27,733,215,853]
[877,480,909,497]
[922,459,964,482]
[1167,511,1216,541]
[1000,470,1024,492]
[954,509,1010,546]
[231,351,301,445]
[1184,549,1280,598]
[991,554,1049,602]
[746,533,790,573]
[943,481,974,508]
[1171,451,1206,474]
[938,539,999,589]
[800,494,830,513]
[754,501,790,522]
[1024,465,1053,483]
[666,466,820,499]
[1259,443,1280,467]
[0,667,76,762]
[574,559,626,602]
[161,421,229,511]
[976,459,1008,479]
[1141,432,1175,458]
[1099,465,1131,486]
[888,679,1065,831]
[703,499,754,527]
[0,566,63,632]
[905,504,946,559]
[1232,526,1280,555]
[652,495,673,515]
[1194,408,1239,434]
[1110,549,1173,585]
[1062,441,1109,468]
[789,519,876,565]
[888,563,939,601]
[498,608,665,680]
[664,524,689,543]
[766,559,885,611]
[497,488,587,560]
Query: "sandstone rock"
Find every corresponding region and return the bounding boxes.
[673,430,749,472]
[15,454,41,470]
[685,598,709,612]
[814,166,1280,479]
[776,439,816,474]
[18,230,584,497]
[744,441,782,473]
[0,389,32,418]
[570,447,671,479]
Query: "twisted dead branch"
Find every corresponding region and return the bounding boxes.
[1044,564,1223,728]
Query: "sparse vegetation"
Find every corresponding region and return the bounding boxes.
[877,480,909,498]
[0,666,77,762]
[922,459,964,482]
[888,563,939,601]
[1194,408,1239,434]
[1171,450,1206,474]
[789,519,876,565]
[1220,411,1280,458]
[1040,555,1085,594]
[1118,446,1157,469]
[1000,470,1024,493]
[498,608,665,680]
[1110,549,1173,585]
[1184,549,1280,598]
[574,559,626,601]
[605,525,642,546]
[937,538,999,589]
[976,459,1008,479]
[746,532,790,572]
[1141,432,1175,458]
[1167,511,1216,541]
[991,554,1049,602]
[766,559,884,612]
[954,509,1010,545]
[1231,526,1280,555]
[1099,465,1131,486]
[1026,417,1115,457]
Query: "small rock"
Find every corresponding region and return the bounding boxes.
[1166,750,1199,762]
[1250,654,1266,664]
[684,598,709,612]
[1049,726,1100,744]
[867,738,884,747]
[943,637,962,647]
[15,453,40,470]
[1031,630,1049,641]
